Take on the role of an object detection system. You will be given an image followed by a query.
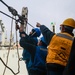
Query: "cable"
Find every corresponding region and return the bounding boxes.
[2,15,14,75]
[0,57,16,75]
[15,16,20,74]
[0,11,34,28]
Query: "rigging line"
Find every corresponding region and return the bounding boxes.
[27,22,34,28]
[0,11,35,28]
[15,17,20,74]
[2,15,14,75]
[2,16,20,75]
[26,24,28,34]
[0,0,9,8]
[0,11,16,21]
[0,57,16,75]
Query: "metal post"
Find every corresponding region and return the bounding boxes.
[51,22,55,33]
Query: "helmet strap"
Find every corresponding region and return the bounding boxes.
[60,25,65,32]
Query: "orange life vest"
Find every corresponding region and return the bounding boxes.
[46,33,74,66]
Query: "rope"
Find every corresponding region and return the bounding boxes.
[0,57,16,75]
[14,16,20,74]
[2,16,20,75]
[2,15,14,75]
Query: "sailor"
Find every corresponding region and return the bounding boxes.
[19,26,41,75]
[36,18,75,75]
[20,36,47,75]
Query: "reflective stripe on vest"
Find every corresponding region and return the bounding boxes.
[56,33,74,41]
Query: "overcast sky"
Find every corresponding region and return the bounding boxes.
[0,0,75,41]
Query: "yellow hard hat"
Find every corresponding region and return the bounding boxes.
[61,18,75,28]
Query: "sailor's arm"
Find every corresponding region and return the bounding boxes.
[19,38,36,56]
[36,22,55,45]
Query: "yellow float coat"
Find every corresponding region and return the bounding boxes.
[46,33,73,66]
